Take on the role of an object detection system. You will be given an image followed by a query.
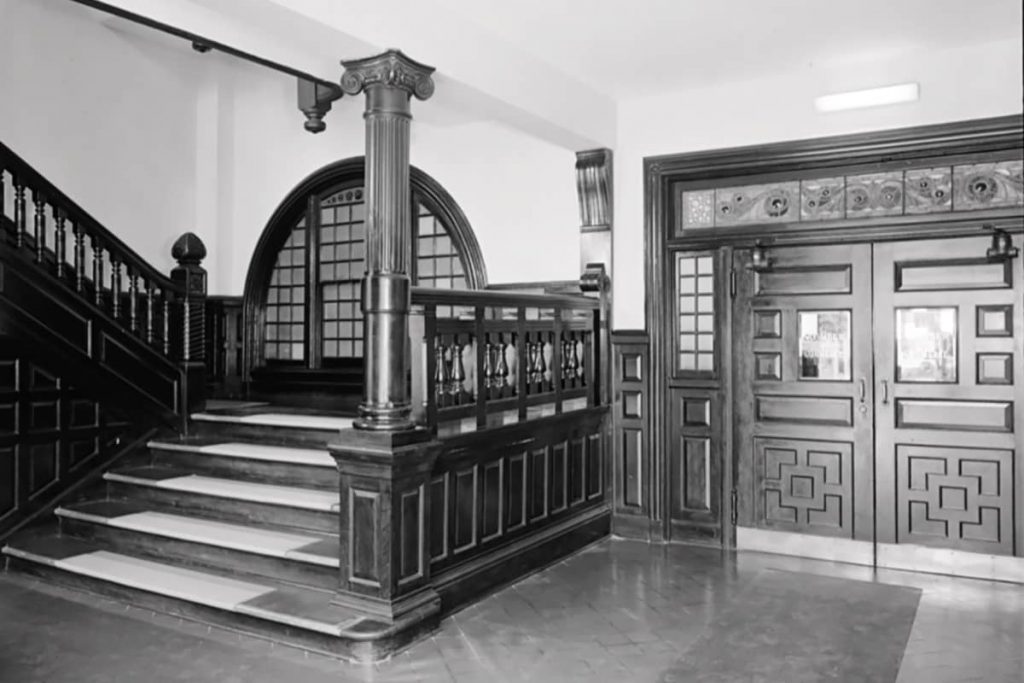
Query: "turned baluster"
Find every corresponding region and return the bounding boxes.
[495,336,509,389]
[434,342,450,400]
[33,192,46,264]
[72,224,86,292]
[145,282,156,345]
[14,179,26,249]
[92,240,105,307]
[567,335,581,381]
[482,341,495,388]
[110,258,122,320]
[0,170,5,220]
[127,270,139,334]
[524,341,537,387]
[162,294,171,356]
[449,340,465,396]
[53,207,67,278]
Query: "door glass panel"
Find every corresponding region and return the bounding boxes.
[798,310,851,381]
[895,307,957,383]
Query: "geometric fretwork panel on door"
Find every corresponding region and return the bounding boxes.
[896,444,1014,556]
[756,436,853,538]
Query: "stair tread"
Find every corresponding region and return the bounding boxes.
[58,500,339,567]
[190,412,354,431]
[105,466,339,511]
[148,438,334,468]
[2,535,363,636]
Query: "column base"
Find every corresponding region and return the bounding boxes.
[330,585,440,624]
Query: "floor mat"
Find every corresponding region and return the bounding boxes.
[660,568,922,683]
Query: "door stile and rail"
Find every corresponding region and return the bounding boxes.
[0,141,207,424]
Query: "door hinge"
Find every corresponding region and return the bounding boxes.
[730,488,738,525]
[729,269,737,299]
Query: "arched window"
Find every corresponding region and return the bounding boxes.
[242,158,486,399]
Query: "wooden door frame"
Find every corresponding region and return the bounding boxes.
[643,114,1024,546]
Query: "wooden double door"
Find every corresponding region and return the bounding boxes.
[734,235,1024,566]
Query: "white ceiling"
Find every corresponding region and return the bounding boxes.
[433,0,1023,98]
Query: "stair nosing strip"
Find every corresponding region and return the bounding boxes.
[145,440,335,468]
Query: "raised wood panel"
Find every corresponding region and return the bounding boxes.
[896,259,1011,291]
[569,438,585,506]
[349,488,380,586]
[755,265,851,296]
[481,460,503,543]
[399,486,423,581]
[506,453,527,532]
[668,388,723,542]
[429,408,608,572]
[896,443,1014,555]
[756,394,853,427]
[895,399,1013,433]
[1,265,90,351]
[429,475,448,562]
[0,339,133,538]
[452,466,478,554]
[528,447,549,522]
[756,436,854,538]
[977,354,1013,385]
[977,305,1013,336]
[551,442,568,514]
[99,333,179,410]
[612,334,649,519]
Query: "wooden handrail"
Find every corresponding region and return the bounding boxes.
[410,277,606,432]
[0,141,180,293]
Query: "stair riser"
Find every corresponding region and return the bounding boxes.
[58,517,338,591]
[190,421,341,449]
[4,555,420,663]
[148,450,337,490]
[104,482,340,535]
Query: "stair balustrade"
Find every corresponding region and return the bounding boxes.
[0,141,207,420]
[410,284,604,433]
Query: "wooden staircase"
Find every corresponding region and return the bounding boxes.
[2,404,437,662]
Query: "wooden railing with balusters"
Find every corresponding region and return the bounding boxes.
[0,141,207,424]
[410,283,605,434]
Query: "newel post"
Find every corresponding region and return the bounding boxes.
[170,232,207,417]
[327,50,442,625]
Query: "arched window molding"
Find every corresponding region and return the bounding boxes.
[241,156,486,380]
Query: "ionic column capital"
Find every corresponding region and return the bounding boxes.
[340,49,436,102]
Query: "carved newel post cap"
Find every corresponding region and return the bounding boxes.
[340,49,436,100]
[172,232,207,265]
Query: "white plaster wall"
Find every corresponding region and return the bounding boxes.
[0,0,201,274]
[613,38,1024,330]
[217,59,581,294]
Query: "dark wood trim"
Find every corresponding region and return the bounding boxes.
[644,115,1024,549]
[610,331,650,536]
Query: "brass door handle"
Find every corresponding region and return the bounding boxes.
[881,379,890,405]
[858,378,866,404]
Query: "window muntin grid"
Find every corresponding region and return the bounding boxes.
[263,186,469,364]
[264,220,307,361]
[677,253,715,373]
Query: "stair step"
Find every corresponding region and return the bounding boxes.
[2,536,359,636]
[104,467,338,512]
[57,501,338,567]
[191,412,354,431]
[149,439,334,467]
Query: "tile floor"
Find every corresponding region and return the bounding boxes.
[1,539,1021,682]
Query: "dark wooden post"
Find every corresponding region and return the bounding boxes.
[170,232,207,418]
[328,50,442,626]
[340,49,435,432]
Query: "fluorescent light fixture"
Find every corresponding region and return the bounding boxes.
[815,83,920,112]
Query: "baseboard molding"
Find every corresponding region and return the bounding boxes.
[736,527,874,566]
[878,543,1024,585]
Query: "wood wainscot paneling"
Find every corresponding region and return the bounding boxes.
[0,338,139,539]
[428,407,610,611]
[611,331,650,538]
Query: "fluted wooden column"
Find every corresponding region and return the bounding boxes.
[341,50,435,431]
